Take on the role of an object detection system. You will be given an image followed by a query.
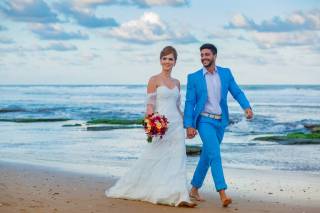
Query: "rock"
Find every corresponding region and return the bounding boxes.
[253,136,284,141]
[62,123,82,127]
[253,134,320,145]
[287,132,320,139]
[254,124,320,145]
[304,124,320,133]
[186,145,202,155]
[0,108,25,113]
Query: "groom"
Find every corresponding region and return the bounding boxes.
[184,43,253,207]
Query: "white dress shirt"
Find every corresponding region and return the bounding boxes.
[203,66,222,115]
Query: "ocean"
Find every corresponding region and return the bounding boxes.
[0,85,320,177]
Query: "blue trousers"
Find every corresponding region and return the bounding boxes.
[191,116,227,191]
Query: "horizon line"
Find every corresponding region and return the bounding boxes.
[1,83,319,86]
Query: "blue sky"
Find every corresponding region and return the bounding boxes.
[0,0,319,84]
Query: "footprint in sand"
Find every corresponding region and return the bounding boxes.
[0,183,8,190]
[0,202,11,207]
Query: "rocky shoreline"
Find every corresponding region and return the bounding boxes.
[253,124,320,145]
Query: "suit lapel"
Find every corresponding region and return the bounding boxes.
[217,67,224,100]
[198,69,208,96]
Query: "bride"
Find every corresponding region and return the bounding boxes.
[105,46,196,207]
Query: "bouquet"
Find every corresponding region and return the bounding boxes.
[142,113,169,143]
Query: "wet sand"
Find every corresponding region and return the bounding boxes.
[0,161,319,213]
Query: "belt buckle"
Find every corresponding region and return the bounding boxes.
[203,112,221,119]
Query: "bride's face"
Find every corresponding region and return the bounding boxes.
[160,53,176,71]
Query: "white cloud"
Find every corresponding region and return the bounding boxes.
[227,14,255,30]
[107,12,197,44]
[251,32,320,49]
[134,0,188,7]
[38,43,78,51]
[30,23,89,40]
[225,10,320,49]
[0,25,7,31]
[0,0,59,23]
[226,9,320,32]
[0,37,15,44]
[53,1,118,28]
[73,0,188,8]
[79,52,100,61]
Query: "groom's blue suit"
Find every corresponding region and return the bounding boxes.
[184,66,251,191]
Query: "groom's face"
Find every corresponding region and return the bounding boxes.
[200,49,216,68]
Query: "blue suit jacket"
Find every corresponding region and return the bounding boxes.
[183,66,251,128]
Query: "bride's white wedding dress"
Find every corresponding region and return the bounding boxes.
[105,85,191,206]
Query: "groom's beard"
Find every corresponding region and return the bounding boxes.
[202,59,214,68]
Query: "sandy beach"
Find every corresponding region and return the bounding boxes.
[1,161,319,213]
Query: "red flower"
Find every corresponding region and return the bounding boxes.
[142,113,169,143]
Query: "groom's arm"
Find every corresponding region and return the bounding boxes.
[227,69,251,111]
[184,74,196,128]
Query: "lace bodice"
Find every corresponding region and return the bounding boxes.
[147,86,182,123]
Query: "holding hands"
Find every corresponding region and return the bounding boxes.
[186,127,197,139]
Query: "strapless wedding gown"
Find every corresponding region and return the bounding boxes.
[105,86,191,206]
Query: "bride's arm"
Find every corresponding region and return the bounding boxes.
[146,76,157,115]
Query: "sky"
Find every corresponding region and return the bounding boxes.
[0,0,319,85]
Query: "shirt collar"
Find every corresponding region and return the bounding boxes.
[202,66,217,76]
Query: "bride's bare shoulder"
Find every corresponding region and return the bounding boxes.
[147,75,160,92]
[148,74,162,85]
[172,78,181,89]
[148,74,161,81]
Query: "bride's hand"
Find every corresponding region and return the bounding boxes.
[146,104,154,115]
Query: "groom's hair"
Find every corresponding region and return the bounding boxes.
[200,43,217,55]
[160,46,177,61]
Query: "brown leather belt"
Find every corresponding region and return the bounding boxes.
[200,112,222,120]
